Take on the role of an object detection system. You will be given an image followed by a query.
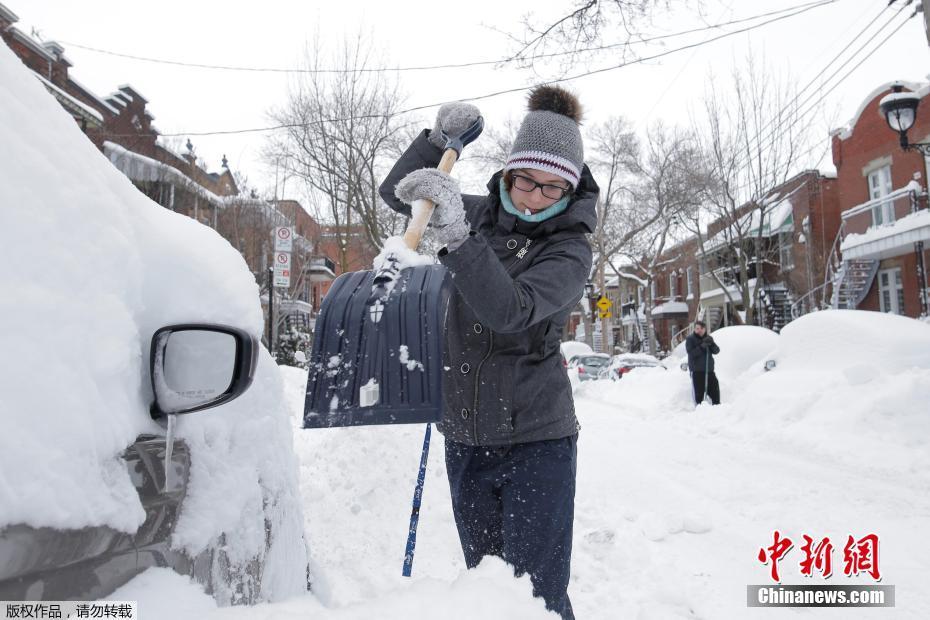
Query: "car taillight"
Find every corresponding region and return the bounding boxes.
[578,365,584,374]
[619,367,632,374]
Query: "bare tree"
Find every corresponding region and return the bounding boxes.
[581,116,639,350]
[617,122,706,353]
[504,0,683,71]
[266,32,408,271]
[689,54,815,326]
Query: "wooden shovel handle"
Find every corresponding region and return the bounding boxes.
[402,148,460,250]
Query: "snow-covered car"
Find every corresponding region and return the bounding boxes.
[568,354,611,381]
[598,353,664,380]
[0,42,307,604]
[668,325,779,379]
[560,340,594,368]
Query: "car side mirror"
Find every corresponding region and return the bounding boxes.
[680,362,689,372]
[764,359,777,372]
[150,324,258,418]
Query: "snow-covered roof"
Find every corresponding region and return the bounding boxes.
[41,41,70,65]
[33,72,103,124]
[9,27,55,62]
[104,141,262,212]
[831,80,930,141]
[0,3,19,23]
[651,301,690,316]
[704,199,794,253]
[67,76,120,115]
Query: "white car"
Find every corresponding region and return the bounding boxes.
[599,353,664,380]
[0,42,307,604]
[669,325,779,379]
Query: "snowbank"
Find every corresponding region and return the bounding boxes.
[0,40,306,601]
[724,310,930,470]
[109,559,553,620]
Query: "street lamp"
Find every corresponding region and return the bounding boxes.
[880,84,930,155]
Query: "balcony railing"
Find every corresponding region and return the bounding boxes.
[840,186,921,236]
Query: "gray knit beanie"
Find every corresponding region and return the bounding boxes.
[504,85,584,188]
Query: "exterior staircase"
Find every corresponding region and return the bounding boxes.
[760,286,793,332]
[706,306,723,331]
[832,259,879,309]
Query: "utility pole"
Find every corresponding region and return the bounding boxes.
[267,267,274,356]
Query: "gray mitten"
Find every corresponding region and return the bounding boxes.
[394,168,470,247]
[428,102,482,150]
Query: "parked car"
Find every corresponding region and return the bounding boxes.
[0,327,265,601]
[599,353,664,380]
[0,47,308,605]
[568,353,612,381]
[667,325,779,379]
[561,340,594,368]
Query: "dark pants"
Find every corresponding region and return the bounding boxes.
[445,435,577,620]
[692,371,721,405]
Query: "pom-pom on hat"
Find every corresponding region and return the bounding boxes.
[504,85,584,188]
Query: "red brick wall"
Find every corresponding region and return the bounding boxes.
[833,83,930,317]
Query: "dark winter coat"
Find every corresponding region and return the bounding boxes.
[685,332,720,373]
[379,129,599,447]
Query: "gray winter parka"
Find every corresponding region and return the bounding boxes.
[685,333,720,373]
[379,129,599,447]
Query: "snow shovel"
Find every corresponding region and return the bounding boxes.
[303,117,484,429]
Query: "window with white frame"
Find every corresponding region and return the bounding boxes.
[669,272,678,299]
[867,165,894,226]
[650,279,657,302]
[778,232,794,270]
[686,266,694,297]
[878,268,905,315]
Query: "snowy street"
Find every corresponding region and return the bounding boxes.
[6,2,930,618]
[117,314,930,619]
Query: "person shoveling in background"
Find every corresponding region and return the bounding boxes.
[686,320,721,405]
[379,85,599,620]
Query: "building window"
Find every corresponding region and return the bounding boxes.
[867,165,894,226]
[650,280,657,303]
[686,266,694,297]
[878,268,905,315]
[779,232,794,270]
[669,273,678,299]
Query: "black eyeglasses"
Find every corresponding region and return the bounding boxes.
[511,174,571,201]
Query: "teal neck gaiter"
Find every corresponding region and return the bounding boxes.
[499,178,570,223]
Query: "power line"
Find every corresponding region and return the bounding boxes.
[727,9,914,199]
[729,2,910,175]
[130,0,838,139]
[58,0,837,76]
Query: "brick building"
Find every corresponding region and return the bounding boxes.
[830,80,930,318]
[1,3,355,338]
[599,169,841,355]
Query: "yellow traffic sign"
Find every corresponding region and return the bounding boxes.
[596,296,612,311]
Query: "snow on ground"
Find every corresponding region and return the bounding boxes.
[0,39,306,601]
[116,309,930,618]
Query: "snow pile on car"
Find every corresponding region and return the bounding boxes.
[0,41,306,601]
[729,310,930,471]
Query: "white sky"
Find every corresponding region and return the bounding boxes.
[17,0,930,201]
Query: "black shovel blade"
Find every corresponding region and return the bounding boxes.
[303,264,452,428]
